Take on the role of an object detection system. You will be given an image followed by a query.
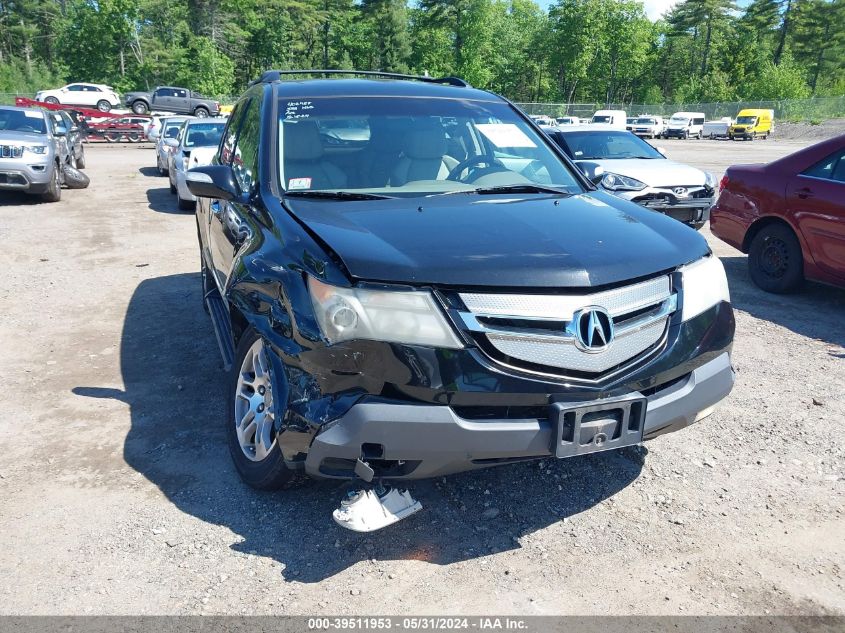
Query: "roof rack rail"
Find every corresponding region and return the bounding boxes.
[249,69,470,88]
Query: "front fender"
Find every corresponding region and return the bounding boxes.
[221,205,366,462]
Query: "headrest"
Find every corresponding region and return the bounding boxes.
[188,131,207,146]
[404,122,447,160]
[284,120,323,161]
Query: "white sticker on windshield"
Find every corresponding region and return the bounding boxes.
[24,110,43,119]
[476,123,536,148]
[288,177,312,190]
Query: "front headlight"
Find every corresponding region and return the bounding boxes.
[24,145,47,155]
[601,172,647,191]
[308,277,464,348]
[679,255,730,321]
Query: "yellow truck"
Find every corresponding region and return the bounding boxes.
[729,108,774,140]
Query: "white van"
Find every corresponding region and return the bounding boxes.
[590,109,627,129]
[664,112,706,139]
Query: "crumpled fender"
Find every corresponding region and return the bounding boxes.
[221,204,367,462]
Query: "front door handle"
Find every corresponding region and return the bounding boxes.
[797,188,814,199]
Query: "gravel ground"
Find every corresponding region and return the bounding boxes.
[0,138,842,616]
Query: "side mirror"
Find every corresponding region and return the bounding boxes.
[186,165,239,201]
[70,126,79,133]
[164,137,179,148]
[54,126,67,137]
[576,161,604,184]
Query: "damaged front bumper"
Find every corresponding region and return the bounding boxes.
[304,351,734,479]
[266,300,734,480]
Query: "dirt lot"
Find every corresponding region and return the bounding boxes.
[0,138,842,616]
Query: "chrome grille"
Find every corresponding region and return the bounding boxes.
[457,275,675,375]
[0,145,23,159]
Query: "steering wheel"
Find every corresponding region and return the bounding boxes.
[447,155,508,182]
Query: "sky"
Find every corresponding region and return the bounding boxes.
[535,0,679,19]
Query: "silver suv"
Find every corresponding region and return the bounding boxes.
[0,106,70,202]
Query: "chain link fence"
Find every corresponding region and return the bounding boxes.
[515,96,845,122]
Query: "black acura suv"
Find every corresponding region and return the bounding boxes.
[186,71,735,490]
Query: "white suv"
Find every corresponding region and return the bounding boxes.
[35,83,121,112]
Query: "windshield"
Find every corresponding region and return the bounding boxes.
[553,131,664,160]
[0,108,47,134]
[736,116,757,125]
[635,117,656,124]
[184,122,225,147]
[592,115,612,123]
[669,116,689,125]
[277,97,582,196]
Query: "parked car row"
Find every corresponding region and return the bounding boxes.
[0,105,89,201]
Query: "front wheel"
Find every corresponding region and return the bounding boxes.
[96,100,111,112]
[227,330,294,490]
[41,165,62,202]
[132,101,148,114]
[748,224,804,293]
[76,148,86,169]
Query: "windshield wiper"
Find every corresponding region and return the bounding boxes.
[283,190,394,200]
[470,184,575,196]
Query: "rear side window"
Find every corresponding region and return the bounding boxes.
[802,149,845,181]
[693,117,704,125]
[231,100,261,193]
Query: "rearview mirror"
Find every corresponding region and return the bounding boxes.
[186,165,239,201]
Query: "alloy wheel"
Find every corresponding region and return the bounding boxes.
[233,339,277,462]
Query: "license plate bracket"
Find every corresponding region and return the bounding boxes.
[551,395,647,458]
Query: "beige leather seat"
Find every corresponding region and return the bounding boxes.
[391,122,458,185]
[282,120,346,189]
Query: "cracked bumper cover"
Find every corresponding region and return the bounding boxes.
[303,351,734,480]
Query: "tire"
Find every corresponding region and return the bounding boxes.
[227,329,294,490]
[751,132,757,141]
[44,96,59,105]
[96,100,111,112]
[76,148,86,169]
[194,107,209,118]
[63,164,90,189]
[126,132,140,143]
[169,177,176,194]
[157,154,167,176]
[105,131,120,143]
[132,101,149,115]
[41,165,62,202]
[748,224,804,294]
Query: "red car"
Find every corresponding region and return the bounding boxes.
[711,134,845,293]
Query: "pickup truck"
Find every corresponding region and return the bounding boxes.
[124,87,220,118]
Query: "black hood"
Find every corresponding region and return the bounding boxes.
[284,191,709,288]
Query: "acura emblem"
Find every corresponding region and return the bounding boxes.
[572,306,614,352]
[673,186,688,197]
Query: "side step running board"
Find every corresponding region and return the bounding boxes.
[205,291,236,371]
